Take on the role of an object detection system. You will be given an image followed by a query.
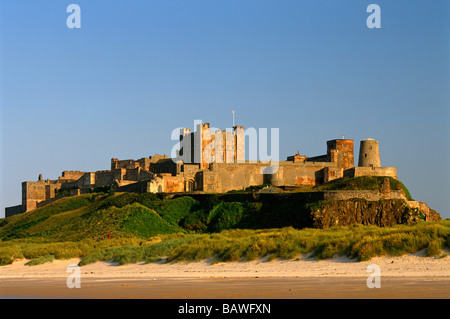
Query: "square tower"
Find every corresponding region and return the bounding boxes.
[326,139,354,170]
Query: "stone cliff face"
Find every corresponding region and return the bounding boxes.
[309,199,441,229]
[406,201,441,222]
[190,187,442,230]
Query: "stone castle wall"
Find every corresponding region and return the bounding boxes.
[199,161,341,193]
[59,171,86,181]
[345,167,397,179]
[5,204,23,218]
[322,190,407,201]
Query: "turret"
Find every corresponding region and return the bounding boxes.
[358,138,381,167]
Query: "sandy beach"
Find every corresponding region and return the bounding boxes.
[1,250,449,298]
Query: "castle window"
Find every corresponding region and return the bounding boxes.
[365,154,367,157]
[343,144,347,147]
[209,176,214,181]
[344,152,348,156]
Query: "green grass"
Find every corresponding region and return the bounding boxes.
[0,178,444,267]
[1,220,448,266]
[0,193,183,241]
[25,254,55,266]
[78,234,196,266]
[168,220,450,262]
[0,237,147,266]
[144,196,199,225]
[0,194,101,240]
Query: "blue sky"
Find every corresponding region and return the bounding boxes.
[1,0,449,218]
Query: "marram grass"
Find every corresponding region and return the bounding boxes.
[1,220,448,266]
[166,221,450,263]
[25,254,55,266]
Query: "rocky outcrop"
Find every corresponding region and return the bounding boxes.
[286,177,442,229]
[406,201,442,222]
[176,186,442,229]
[309,199,430,229]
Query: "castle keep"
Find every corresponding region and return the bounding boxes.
[5,122,398,217]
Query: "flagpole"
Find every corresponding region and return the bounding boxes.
[232,110,235,127]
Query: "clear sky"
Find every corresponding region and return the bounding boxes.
[1,0,449,218]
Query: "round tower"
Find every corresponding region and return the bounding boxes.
[358,138,381,167]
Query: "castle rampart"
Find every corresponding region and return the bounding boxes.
[60,171,86,181]
[322,190,406,201]
[345,167,397,179]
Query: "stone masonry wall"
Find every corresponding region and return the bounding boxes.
[204,161,338,193]
[345,167,397,179]
[5,205,23,218]
[322,190,407,201]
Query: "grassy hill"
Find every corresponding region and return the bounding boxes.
[0,193,190,241]
[0,190,315,241]
[0,176,448,266]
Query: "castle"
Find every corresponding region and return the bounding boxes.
[4,122,398,217]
